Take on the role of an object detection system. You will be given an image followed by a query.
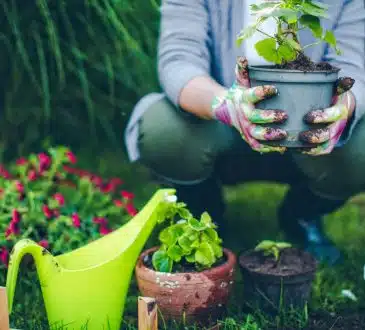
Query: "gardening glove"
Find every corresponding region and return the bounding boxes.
[299,77,356,156]
[211,57,288,154]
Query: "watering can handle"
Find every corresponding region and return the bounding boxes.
[6,239,48,314]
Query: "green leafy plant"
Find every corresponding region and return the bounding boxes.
[254,240,292,261]
[237,0,341,65]
[152,201,223,273]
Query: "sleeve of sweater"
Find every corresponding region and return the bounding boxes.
[324,0,365,144]
[157,0,211,106]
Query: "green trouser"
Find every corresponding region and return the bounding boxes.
[137,96,365,201]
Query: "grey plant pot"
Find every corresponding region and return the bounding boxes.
[248,65,340,148]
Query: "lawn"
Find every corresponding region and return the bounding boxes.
[6,147,365,329]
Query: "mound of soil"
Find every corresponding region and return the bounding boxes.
[143,252,227,273]
[275,53,336,72]
[239,247,316,276]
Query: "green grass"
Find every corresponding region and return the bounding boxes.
[0,0,161,158]
[6,148,365,329]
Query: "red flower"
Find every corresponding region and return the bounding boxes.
[93,217,107,226]
[8,221,19,235]
[38,153,51,172]
[16,158,27,166]
[14,181,24,194]
[42,204,53,219]
[125,203,138,216]
[110,178,123,186]
[65,151,77,164]
[0,165,10,179]
[114,199,123,207]
[101,182,116,193]
[99,226,112,236]
[0,248,8,266]
[121,191,135,200]
[39,240,49,249]
[72,213,81,228]
[12,210,20,224]
[91,176,103,187]
[53,193,65,206]
[28,169,37,181]
[5,228,12,238]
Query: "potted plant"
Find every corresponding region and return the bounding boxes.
[135,199,236,325]
[239,240,317,314]
[237,0,344,147]
[0,146,138,278]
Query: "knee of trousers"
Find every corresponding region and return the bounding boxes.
[137,96,231,184]
[292,138,365,199]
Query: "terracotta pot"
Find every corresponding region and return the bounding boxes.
[135,247,236,325]
[239,248,317,315]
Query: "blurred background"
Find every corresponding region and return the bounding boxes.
[0,0,160,160]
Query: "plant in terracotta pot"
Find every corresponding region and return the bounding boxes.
[239,240,317,314]
[135,199,236,326]
[237,0,349,147]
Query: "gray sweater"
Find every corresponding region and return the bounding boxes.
[125,0,365,162]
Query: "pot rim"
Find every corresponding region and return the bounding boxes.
[136,246,236,277]
[238,248,318,279]
[248,64,340,74]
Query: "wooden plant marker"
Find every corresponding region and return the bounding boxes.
[138,297,158,330]
[0,287,10,330]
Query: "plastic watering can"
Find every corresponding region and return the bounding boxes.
[6,188,175,330]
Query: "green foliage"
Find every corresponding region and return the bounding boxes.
[254,240,292,261]
[0,0,161,156]
[237,0,341,65]
[152,205,224,273]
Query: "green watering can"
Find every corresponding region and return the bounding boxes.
[6,188,175,330]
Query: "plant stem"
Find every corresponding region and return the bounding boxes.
[256,29,276,39]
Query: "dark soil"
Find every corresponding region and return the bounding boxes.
[143,252,227,273]
[239,248,316,276]
[274,52,336,72]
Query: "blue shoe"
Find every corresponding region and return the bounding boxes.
[297,218,342,266]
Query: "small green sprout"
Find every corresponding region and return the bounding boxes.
[254,240,292,261]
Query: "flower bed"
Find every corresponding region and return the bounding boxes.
[0,146,138,271]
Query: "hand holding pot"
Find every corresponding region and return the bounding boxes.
[299,77,356,156]
[211,57,288,154]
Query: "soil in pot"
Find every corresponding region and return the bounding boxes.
[274,52,335,72]
[135,247,236,326]
[239,247,317,315]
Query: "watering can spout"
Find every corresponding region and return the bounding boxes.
[6,239,59,313]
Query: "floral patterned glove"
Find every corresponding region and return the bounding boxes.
[299,77,356,156]
[211,57,288,154]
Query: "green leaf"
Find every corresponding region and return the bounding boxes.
[152,250,173,273]
[302,1,328,18]
[185,253,195,263]
[324,30,336,47]
[167,245,184,262]
[195,241,216,267]
[276,242,292,249]
[237,24,257,46]
[277,43,296,61]
[255,240,275,251]
[271,8,298,23]
[200,212,213,227]
[285,39,302,51]
[159,227,178,246]
[255,38,281,64]
[188,218,207,231]
[250,2,279,13]
[299,14,323,38]
[205,228,219,242]
[178,234,193,252]
[211,242,223,259]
